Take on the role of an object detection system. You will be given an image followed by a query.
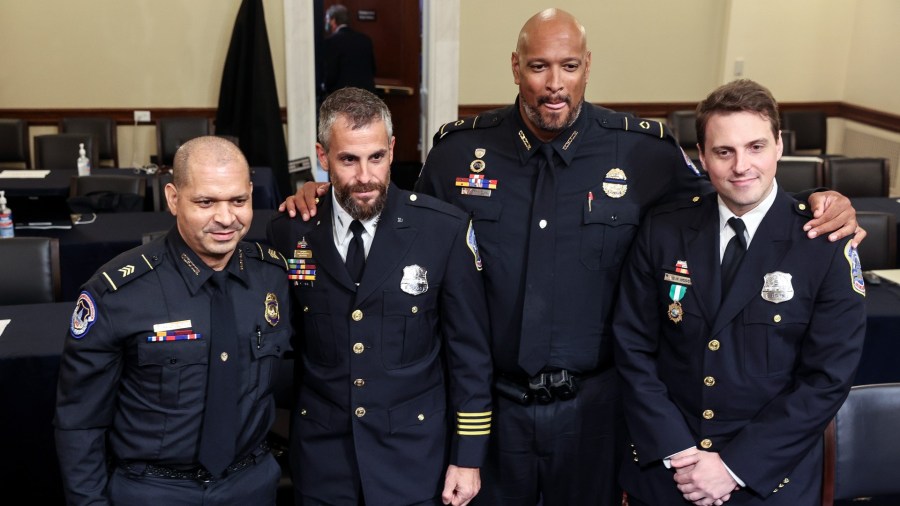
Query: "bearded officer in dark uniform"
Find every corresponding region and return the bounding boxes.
[55,136,291,505]
[268,87,492,506]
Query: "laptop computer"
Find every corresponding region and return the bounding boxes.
[7,194,75,229]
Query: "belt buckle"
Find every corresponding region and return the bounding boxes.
[549,370,577,401]
[195,468,215,484]
[528,373,554,404]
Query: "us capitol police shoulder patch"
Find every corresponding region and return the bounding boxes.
[70,291,97,338]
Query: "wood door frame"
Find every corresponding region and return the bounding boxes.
[284,0,459,166]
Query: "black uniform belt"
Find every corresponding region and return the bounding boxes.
[495,364,611,405]
[120,442,270,483]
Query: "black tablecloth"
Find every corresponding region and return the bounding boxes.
[17,209,278,301]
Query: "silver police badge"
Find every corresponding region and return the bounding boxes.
[400,265,428,295]
[761,271,794,303]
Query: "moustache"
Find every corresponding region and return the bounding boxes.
[349,182,385,194]
[538,94,571,107]
[204,224,244,234]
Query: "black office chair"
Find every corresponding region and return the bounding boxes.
[822,383,900,506]
[781,110,827,154]
[824,157,890,198]
[68,174,146,213]
[781,129,796,156]
[667,110,698,156]
[141,230,168,244]
[34,133,99,171]
[855,212,896,270]
[0,118,30,168]
[776,157,824,193]
[59,117,119,167]
[155,117,211,167]
[0,237,61,304]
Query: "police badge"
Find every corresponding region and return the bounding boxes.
[265,292,280,326]
[400,265,428,295]
[761,272,794,303]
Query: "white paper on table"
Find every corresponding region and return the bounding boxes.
[0,170,51,179]
[0,319,10,337]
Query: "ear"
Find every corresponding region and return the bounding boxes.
[696,143,709,173]
[388,136,396,164]
[584,50,592,83]
[164,183,178,216]
[776,130,784,161]
[315,143,329,172]
[511,51,521,85]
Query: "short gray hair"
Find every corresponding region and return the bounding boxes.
[318,87,393,151]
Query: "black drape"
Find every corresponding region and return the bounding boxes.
[216,0,290,199]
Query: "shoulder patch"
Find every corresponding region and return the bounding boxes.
[844,240,866,296]
[245,242,289,271]
[70,291,97,338]
[95,247,162,293]
[433,110,504,145]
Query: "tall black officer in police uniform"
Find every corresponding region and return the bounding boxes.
[55,136,291,505]
[280,9,862,506]
[267,88,492,506]
[614,80,865,506]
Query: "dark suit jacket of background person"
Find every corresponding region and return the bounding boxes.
[54,231,291,505]
[267,184,492,505]
[614,189,866,505]
[322,25,376,95]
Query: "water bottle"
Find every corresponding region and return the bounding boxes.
[77,143,91,176]
[0,190,13,238]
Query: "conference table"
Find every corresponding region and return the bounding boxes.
[17,209,279,301]
[0,166,281,211]
[2,282,899,502]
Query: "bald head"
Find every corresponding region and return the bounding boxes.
[512,9,591,141]
[172,136,250,188]
[516,8,587,56]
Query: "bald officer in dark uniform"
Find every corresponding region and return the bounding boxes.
[280,10,861,506]
[55,136,291,505]
[614,80,865,506]
[268,88,492,506]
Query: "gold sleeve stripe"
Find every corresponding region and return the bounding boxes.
[102,272,118,291]
[458,430,491,436]
[457,411,492,417]
[458,417,491,424]
[458,423,491,430]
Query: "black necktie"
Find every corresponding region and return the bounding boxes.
[721,217,748,294]
[346,220,366,284]
[198,270,239,476]
[518,143,557,376]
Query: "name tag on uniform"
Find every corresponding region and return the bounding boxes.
[153,320,192,333]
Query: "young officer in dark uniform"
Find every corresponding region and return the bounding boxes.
[55,136,291,506]
[281,10,862,506]
[267,88,492,506]
[614,80,866,506]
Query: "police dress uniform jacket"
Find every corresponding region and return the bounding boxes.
[54,230,291,506]
[415,99,710,378]
[613,189,866,504]
[267,184,493,505]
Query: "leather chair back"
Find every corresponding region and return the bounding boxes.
[781,110,827,153]
[59,117,119,167]
[0,118,30,168]
[855,212,896,270]
[0,237,61,304]
[822,383,900,505]
[68,174,147,213]
[825,157,890,198]
[155,117,211,167]
[34,133,99,171]
[776,157,824,193]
